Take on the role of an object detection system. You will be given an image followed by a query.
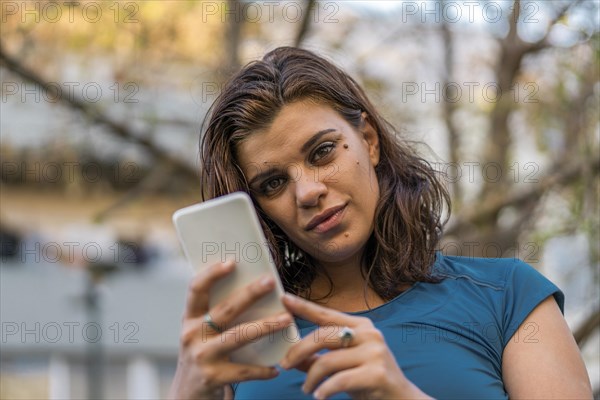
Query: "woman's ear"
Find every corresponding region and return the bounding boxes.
[361,112,380,167]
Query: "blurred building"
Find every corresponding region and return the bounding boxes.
[1,256,190,399]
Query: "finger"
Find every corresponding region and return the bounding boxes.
[292,354,320,373]
[180,316,219,347]
[302,347,363,394]
[203,362,281,387]
[185,260,235,318]
[181,308,252,347]
[312,366,371,400]
[221,363,280,383]
[216,312,294,355]
[208,274,277,331]
[183,313,292,362]
[281,324,361,370]
[282,294,358,327]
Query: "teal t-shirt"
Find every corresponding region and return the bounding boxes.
[233,254,564,399]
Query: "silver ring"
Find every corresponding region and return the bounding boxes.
[204,312,222,333]
[338,326,355,348]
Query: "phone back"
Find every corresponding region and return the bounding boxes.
[172,192,299,366]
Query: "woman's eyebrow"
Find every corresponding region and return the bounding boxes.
[248,166,280,187]
[300,129,336,154]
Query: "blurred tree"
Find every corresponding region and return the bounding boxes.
[0,0,597,352]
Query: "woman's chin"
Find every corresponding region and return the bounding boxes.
[305,239,365,265]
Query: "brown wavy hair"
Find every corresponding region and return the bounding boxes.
[199,46,451,301]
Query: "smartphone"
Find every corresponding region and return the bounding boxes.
[172,191,299,366]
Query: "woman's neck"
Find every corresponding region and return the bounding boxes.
[304,255,386,313]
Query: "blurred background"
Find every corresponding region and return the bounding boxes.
[1,0,598,399]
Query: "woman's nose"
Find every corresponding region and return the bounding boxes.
[295,168,327,208]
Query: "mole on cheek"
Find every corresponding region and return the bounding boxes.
[356,161,360,165]
[344,233,349,237]
[343,144,349,149]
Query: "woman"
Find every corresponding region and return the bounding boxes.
[169,47,592,399]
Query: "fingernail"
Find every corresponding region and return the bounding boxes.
[301,384,308,394]
[260,276,274,287]
[277,313,291,324]
[313,390,322,399]
[279,359,289,369]
[222,260,235,270]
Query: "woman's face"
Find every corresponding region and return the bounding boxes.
[237,99,380,266]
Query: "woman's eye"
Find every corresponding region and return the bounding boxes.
[312,142,336,163]
[261,177,286,195]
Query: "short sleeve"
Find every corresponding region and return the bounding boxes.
[501,259,565,348]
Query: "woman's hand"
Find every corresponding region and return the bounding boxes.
[169,260,293,400]
[280,294,432,400]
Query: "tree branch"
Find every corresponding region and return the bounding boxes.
[226,0,243,72]
[440,0,462,209]
[502,0,582,61]
[445,156,600,236]
[574,308,600,347]
[480,0,585,214]
[0,44,199,183]
[295,0,316,47]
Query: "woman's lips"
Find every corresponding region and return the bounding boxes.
[311,205,347,234]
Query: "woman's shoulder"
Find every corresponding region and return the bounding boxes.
[433,253,528,287]
[432,252,565,313]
